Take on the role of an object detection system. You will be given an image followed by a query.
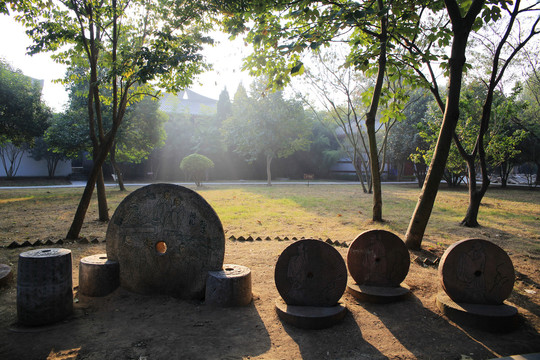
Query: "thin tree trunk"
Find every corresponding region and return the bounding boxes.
[266,153,273,186]
[110,144,127,191]
[405,2,481,249]
[96,167,109,221]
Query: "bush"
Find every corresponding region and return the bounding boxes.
[179,154,214,187]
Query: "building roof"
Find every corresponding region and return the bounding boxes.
[160,89,218,116]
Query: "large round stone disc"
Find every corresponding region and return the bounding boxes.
[346,230,410,287]
[274,239,347,307]
[106,184,225,299]
[439,238,514,305]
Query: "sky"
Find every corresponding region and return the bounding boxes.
[0,13,253,112]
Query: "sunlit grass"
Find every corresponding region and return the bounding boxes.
[0,183,538,255]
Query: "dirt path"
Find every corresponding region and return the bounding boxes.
[1,240,539,360]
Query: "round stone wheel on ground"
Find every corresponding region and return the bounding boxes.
[79,254,119,297]
[106,183,225,299]
[347,229,410,287]
[205,264,252,307]
[274,239,347,307]
[17,248,73,326]
[439,238,514,305]
[0,263,12,287]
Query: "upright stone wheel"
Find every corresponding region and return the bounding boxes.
[274,239,348,330]
[205,264,252,307]
[17,248,73,326]
[347,229,410,287]
[437,239,518,332]
[79,254,119,297]
[346,230,411,303]
[106,184,225,299]
[439,238,514,304]
[275,239,347,307]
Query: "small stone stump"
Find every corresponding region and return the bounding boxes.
[17,248,73,326]
[205,264,252,307]
[436,238,518,332]
[79,254,119,297]
[274,239,347,329]
[346,230,411,303]
[106,184,225,299]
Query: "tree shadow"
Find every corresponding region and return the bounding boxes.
[280,306,386,359]
[3,288,272,359]
[357,292,540,358]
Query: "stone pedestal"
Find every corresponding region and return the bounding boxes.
[79,254,119,297]
[347,282,410,304]
[436,292,518,332]
[275,298,347,330]
[17,248,73,326]
[205,264,252,307]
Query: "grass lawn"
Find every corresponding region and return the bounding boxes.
[0,183,538,256]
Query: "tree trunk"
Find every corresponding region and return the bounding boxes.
[366,118,383,221]
[96,167,109,221]
[266,153,273,186]
[110,144,126,191]
[405,9,478,249]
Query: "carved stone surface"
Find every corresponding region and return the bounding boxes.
[205,264,252,307]
[275,239,347,307]
[17,248,73,326]
[439,238,514,305]
[106,184,225,299]
[79,254,119,297]
[275,297,347,330]
[347,230,410,287]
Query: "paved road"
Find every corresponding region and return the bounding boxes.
[0,180,418,190]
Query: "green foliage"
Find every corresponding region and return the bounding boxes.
[0,59,50,146]
[179,153,215,187]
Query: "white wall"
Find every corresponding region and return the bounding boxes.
[0,151,72,177]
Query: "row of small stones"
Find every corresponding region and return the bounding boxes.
[229,235,349,248]
[3,236,350,249]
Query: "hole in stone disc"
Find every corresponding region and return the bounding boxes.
[155,241,167,254]
[225,267,234,271]
[307,272,314,279]
[474,270,482,277]
[375,257,381,262]
[42,249,51,252]
[99,256,107,260]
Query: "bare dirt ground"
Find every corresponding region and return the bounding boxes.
[1,237,539,360]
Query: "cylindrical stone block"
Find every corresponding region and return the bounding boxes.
[205,264,252,306]
[79,254,120,297]
[17,248,73,326]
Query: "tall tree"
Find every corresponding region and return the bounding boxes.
[0,59,50,177]
[12,0,213,239]
[217,0,425,221]
[222,82,312,185]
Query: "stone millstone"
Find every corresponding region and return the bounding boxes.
[106,183,225,299]
[347,282,411,304]
[275,239,347,307]
[17,248,73,326]
[0,263,12,287]
[436,292,519,332]
[347,229,410,287]
[275,297,347,330]
[205,264,252,307]
[79,254,119,297]
[439,238,514,305]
